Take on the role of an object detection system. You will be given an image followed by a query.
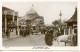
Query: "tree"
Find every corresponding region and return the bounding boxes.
[52,20,60,27]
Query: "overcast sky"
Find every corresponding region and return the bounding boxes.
[3,2,77,25]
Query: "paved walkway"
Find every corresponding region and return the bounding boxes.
[3,34,71,47]
[2,29,20,42]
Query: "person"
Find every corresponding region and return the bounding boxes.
[53,29,57,40]
[23,30,26,37]
[43,28,47,34]
[6,29,10,39]
[45,30,49,45]
[45,28,54,46]
[16,28,18,35]
[2,28,5,37]
[20,29,22,37]
[73,33,77,46]
[26,29,29,36]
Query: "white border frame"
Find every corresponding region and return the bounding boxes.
[0,0,80,50]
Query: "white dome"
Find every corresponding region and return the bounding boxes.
[27,8,37,14]
[24,7,39,20]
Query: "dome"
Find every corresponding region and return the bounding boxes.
[24,5,39,20]
[27,8,37,15]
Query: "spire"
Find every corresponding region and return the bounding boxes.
[31,4,34,10]
[26,4,37,14]
[59,10,62,16]
[32,4,34,7]
[59,10,62,23]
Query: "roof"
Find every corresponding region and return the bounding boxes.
[2,6,18,16]
[66,8,77,23]
[32,16,43,20]
[19,19,26,22]
[2,6,13,12]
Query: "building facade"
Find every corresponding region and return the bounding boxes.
[64,8,77,46]
[2,6,18,37]
[24,7,45,34]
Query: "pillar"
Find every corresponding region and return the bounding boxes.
[70,26,73,46]
[17,12,19,35]
[68,26,74,46]
[68,27,70,36]
[12,10,15,32]
[4,10,7,35]
[71,26,74,46]
[13,10,15,23]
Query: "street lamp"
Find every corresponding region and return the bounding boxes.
[16,11,19,35]
[4,10,7,35]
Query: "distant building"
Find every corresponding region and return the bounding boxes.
[24,7,45,33]
[19,19,26,26]
[25,8,44,24]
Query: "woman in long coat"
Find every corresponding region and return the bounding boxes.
[45,29,53,46]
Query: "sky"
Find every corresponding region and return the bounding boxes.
[2,2,77,25]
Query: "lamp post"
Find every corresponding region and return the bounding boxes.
[16,11,19,35]
[4,10,7,35]
[13,10,15,23]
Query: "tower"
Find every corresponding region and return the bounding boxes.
[59,10,62,23]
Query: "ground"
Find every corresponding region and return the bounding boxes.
[3,35,47,47]
[3,34,71,47]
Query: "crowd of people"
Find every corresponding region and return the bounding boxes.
[2,26,66,46]
[2,26,62,43]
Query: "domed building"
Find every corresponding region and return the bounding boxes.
[24,5,45,34]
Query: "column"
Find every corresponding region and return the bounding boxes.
[17,12,19,35]
[12,10,15,32]
[13,10,15,23]
[68,27,70,36]
[71,26,74,46]
[70,26,73,46]
[68,26,73,46]
[72,26,74,36]
[4,10,7,35]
